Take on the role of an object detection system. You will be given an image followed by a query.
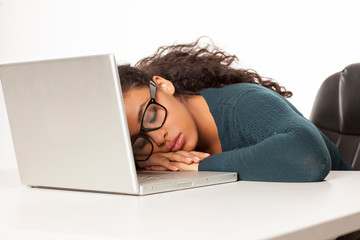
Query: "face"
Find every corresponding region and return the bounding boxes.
[123,77,198,156]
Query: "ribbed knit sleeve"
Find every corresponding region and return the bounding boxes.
[198,84,352,182]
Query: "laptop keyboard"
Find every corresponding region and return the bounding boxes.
[137,175,162,183]
[137,172,170,183]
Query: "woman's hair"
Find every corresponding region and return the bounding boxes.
[118,37,292,98]
[118,64,151,93]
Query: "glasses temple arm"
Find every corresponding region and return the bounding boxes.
[149,80,156,99]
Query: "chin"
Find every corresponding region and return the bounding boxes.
[182,146,195,152]
[184,140,198,152]
[179,132,197,152]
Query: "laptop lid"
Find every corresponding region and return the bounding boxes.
[0,54,140,194]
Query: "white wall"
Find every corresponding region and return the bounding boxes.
[1,0,360,169]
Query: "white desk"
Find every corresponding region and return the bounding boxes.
[1,169,360,240]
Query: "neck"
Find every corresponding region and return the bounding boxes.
[179,94,222,155]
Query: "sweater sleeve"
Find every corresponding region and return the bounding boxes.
[199,127,331,182]
[198,87,333,182]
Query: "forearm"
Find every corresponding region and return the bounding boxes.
[199,129,332,182]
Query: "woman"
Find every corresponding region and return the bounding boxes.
[118,38,353,182]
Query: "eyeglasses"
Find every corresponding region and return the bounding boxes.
[132,81,167,161]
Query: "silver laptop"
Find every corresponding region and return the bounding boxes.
[0,54,237,195]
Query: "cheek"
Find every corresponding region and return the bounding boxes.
[165,100,191,128]
[165,101,198,150]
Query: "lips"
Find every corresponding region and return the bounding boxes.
[166,133,185,152]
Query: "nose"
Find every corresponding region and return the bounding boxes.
[146,128,167,148]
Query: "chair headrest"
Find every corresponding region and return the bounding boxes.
[310,63,360,135]
[339,63,360,134]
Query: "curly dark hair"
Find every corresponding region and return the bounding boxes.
[119,37,292,98]
[118,64,151,93]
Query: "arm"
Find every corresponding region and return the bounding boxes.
[275,93,353,171]
[199,125,332,182]
[199,86,332,182]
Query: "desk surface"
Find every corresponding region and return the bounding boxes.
[1,169,360,240]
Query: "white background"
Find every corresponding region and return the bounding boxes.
[1,0,360,169]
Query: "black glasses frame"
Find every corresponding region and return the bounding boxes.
[132,80,167,161]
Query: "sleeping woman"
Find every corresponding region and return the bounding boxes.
[117,38,353,182]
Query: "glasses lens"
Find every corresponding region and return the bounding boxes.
[132,136,153,161]
[142,104,166,129]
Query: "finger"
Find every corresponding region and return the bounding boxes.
[137,154,180,171]
[136,156,168,168]
[155,152,194,164]
[136,160,151,169]
[190,151,211,160]
[172,162,199,171]
[172,151,201,164]
[145,166,168,171]
[159,160,180,171]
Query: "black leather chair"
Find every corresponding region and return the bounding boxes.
[310,63,360,240]
[310,63,360,169]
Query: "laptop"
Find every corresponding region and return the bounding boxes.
[0,54,237,195]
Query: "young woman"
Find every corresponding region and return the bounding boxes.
[118,38,353,182]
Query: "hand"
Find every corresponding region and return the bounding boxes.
[136,151,210,171]
[170,162,199,171]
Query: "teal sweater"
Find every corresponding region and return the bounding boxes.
[198,83,353,182]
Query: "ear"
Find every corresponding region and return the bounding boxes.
[152,76,175,95]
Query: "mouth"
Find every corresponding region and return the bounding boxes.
[166,133,185,152]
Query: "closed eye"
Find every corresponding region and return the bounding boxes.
[149,107,158,123]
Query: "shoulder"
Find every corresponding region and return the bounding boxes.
[200,83,266,97]
[201,83,305,130]
[200,83,285,108]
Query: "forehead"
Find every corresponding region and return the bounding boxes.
[123,87,150,136]
[123,86,149,102]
